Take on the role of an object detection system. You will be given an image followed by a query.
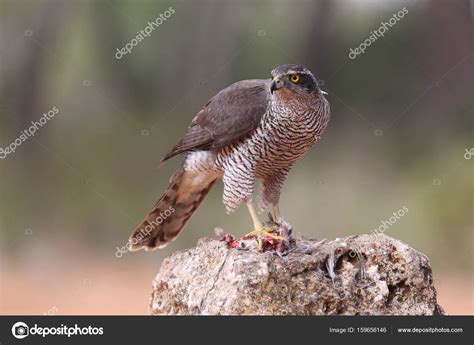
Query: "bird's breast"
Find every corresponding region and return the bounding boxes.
[252,109,323,175]
[214,99,330,180]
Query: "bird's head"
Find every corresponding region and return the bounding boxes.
[270,64,324,97]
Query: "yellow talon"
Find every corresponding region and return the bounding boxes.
[245,225,281,237]
[244,227,285,251]
[244,201,285,251]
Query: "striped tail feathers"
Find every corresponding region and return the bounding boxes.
[128,166,216,251]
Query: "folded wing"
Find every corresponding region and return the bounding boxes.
[161,79,271,162]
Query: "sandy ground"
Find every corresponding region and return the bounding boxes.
[1,260,472,315]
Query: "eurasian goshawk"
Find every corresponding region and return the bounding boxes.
[129,64,330,251]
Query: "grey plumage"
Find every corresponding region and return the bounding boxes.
[161,79,270,161]
[129,64,330,251]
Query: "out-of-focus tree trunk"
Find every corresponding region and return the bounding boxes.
[304,0,334,74]
[9,0,67,132]
[412,0,472,132]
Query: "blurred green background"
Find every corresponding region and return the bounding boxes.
[0,0,472,314]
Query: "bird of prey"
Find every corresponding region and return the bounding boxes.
[129,64,330,252]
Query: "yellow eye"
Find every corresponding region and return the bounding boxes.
[290,74,300,83]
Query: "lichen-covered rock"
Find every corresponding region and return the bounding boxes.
[149,234,445,315]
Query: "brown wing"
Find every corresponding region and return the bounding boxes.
[161,79,271,162]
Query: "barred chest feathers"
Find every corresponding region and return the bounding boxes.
[249,93,330,176]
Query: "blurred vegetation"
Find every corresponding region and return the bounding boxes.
[0,0,472,277]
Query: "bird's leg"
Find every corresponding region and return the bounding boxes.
[270,203,293,239]
[272,204,282,224]
[244,201,284,251]
[246,200,263,230]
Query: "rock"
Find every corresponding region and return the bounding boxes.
[149,234,445,315]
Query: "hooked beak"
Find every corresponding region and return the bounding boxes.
[270,77,284,94]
